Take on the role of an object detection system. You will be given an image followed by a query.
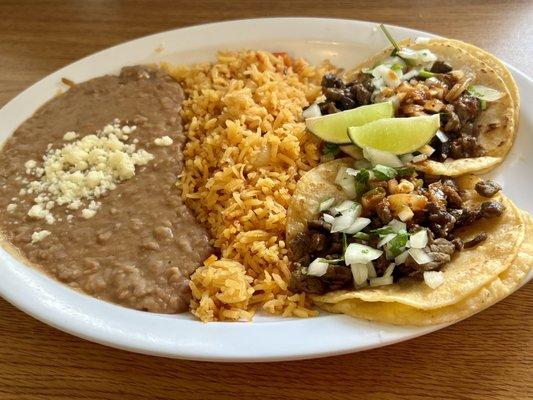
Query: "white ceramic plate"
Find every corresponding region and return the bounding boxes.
[0,18,531,362]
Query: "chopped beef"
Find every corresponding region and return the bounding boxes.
[441,104,461,133]
[430,60,453,74]
[449,135,483,159]
[451,237,464,251]
[319,102,340,115]
[289,269,325,294]
[425,238,456,269]
[289,265,352,294]
[319,73,373,114]
[322,265,354,291]
[403,237,455,274]
[309,232,327,253]
[374,254,390,276]
[427,203,456,237]
[452,94,481,125]
[451,207,480,227]
[439,73,458,89]
[323,87,357,110]
[479,201,505,219]
[375,198,393,224]
[321,73,344,89]
[441,182,463,209]
[427,182,447,209]
[288,232,311,266]
[475,180,502,198]
[464,233,488,248]
[350,81,372,106]
[308,219,332,231]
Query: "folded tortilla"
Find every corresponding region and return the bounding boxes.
[344,38,518,176]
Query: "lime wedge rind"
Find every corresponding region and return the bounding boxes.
[305,101,394,144]
[347,114,440,155]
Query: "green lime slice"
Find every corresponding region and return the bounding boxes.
[347,114,440,155]
[305,102,394,144]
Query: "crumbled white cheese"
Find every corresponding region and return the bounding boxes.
[31,230,51,243]
[23,121,152,223]
[63,131,78,141]
[154,136,173,146]
[6,203,17,213]
[81,209,96,219]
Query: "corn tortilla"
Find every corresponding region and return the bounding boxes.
[345,38,517,176]
[315,211,532,325]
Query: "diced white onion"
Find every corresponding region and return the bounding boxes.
[398,205,414,222]
[378,233,397,248]
[322,213,335,224]
[331,209,358,233]
[397,48,438,67]
[367,262,377,278]
[408,248,433,265]
[340,145,364,159]
[319,197,335,212]
[401,69,419,81]
[423,270,445,289]
[383,263,396,277]
[400,153,414,164]
[418,144,435,156]
[335,166,357,198]
[412,154,428,163]
[394,249,410,264]
[343,217,371,234]
[388,219,407,233]
[436,130,449,143]
[467,85,504,102]
[345,243,383,265]
[345,168,359,176]
[302,103,322,119]
[330,200,358,216]
[307,258,329,277]
[369,276,394,287]
[372,65,402,89]
[363,147,404,167]
[351,263,369,285]
[409,229,428,249]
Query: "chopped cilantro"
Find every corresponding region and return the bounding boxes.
[371,226,395,237]
[372,164,398,180]
[396,166,416,178]
[354,232,370,241]
[386,231,409,258]
[354,168,370,198]
[323,143,340,157]
[419,70,435,79]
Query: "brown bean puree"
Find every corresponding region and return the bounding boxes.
[0,66,212,313]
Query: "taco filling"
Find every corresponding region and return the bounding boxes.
[303,26,516,176]
[319,67,489,161]
[288,163,506,295]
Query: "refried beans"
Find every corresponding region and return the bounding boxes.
[0,66,212,313]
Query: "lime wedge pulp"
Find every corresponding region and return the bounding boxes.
[347,114,440,155]
[305,102,394,144]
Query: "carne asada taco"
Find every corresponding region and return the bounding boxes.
[286,159,529,324]
[315,212,532,326]
[309,34,518,176]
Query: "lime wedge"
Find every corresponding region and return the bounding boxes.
[305,102,394,144]
[347,114,440,155]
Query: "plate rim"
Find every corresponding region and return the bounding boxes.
[0,17,531,362]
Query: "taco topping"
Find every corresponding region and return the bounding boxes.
[288,169,506,294]
[313,28,506,163]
